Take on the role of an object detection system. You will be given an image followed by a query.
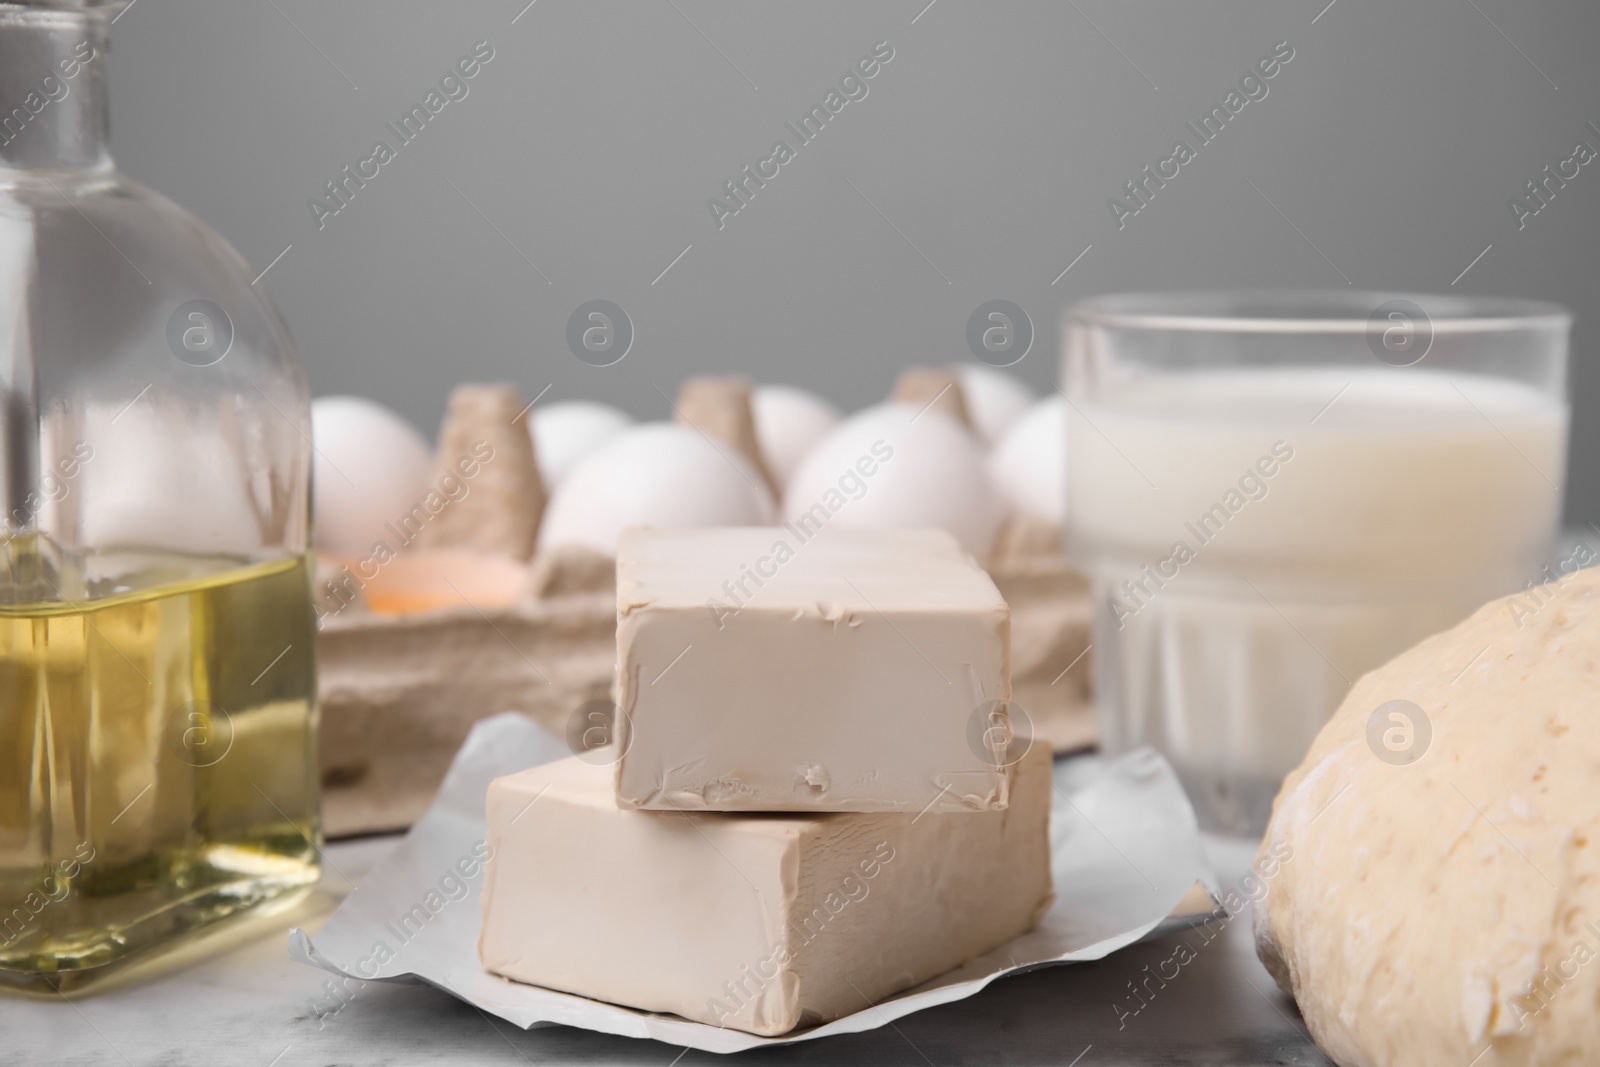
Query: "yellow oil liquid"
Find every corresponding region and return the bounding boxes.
[0,554,320,991]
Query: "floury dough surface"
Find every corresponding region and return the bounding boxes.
[478,744,1053,1036]
[613,526,1013,812]
[1255,568,1600,1067]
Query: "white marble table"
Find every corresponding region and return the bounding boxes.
[4,829,1326,1066]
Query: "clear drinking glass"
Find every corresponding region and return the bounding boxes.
[1062,292,1569,835]
[0,0,319,990]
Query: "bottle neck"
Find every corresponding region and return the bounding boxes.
[0,6,112,173]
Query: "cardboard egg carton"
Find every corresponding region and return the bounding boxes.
[316,373,1092,838]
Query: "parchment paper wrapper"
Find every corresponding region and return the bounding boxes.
[290,714,1214,1053]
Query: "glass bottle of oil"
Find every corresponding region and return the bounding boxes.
[0,1,318,991]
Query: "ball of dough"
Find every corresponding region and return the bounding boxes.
[1255,567,1600,1067]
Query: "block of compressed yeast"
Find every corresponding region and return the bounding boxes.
[613,526,1013,812]
[478,743,1053,1036]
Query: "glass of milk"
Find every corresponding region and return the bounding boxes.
[1062,292,1570,835]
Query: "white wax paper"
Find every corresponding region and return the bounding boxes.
[289,713,1215,1053]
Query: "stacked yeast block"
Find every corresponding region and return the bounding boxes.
[479,744,1053,1035]
[479,527,1052,1036]
[614,526,1013,812]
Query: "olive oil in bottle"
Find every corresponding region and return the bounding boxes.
[1,0,319,990]
[0,555,320,991]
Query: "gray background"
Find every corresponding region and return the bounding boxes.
[106,0,1599,522]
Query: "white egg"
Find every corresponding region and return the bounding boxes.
[312,396,433,554]
[752,384,841,489]
[988,395,1066,523]
[958,364,1035,446]
[539,423,776,556]
[529,401,634,489]
[70,401,264,556]
[783,402,1002,558]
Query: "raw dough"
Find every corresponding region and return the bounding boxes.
[1255,568,1600,1066]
